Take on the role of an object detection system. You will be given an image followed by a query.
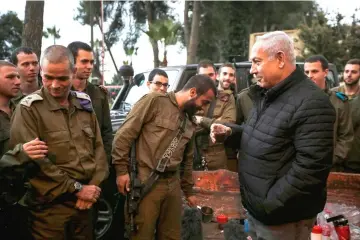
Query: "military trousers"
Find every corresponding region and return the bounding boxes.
[126,175,181,240]
[29,200,94,240]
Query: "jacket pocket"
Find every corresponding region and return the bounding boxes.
[45,130,70,164]
[82,126,95,154]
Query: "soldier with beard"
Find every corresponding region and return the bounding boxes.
[112,74,216,240]
[332,59,360,100]
[332,59,360,173]
[194,63,236,170]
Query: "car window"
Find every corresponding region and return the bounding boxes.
[124,70,179,106]
[326,70,336,88]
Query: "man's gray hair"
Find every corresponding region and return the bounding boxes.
[255,31,296,65]
[40,45,75,70]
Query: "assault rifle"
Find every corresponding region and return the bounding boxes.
[126,142,143,235]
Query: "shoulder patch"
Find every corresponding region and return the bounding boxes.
[20,94,43,107]
[335,91,348,102]
[73,91,92,102]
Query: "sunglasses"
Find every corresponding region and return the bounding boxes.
[151,81,170,88]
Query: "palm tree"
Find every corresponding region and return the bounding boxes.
[43,25,60,45]
[144,19,181,67]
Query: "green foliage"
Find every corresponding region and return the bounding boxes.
[299,8,360,71]
[43,25,60,44]
[193,1,316,62]
[111,73,123,86]
[0,11,23,60]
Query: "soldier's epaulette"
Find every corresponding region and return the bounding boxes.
[20,94,43,107]
[71,91,93,112]
[335,91,348,102]
[73,91,92,101]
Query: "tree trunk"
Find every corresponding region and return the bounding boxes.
[22,1,45,59]
[184,1,190,48]
[145,1,160,68]
[187,1,201,64]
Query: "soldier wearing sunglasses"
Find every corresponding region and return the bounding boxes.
[147,69,170,94]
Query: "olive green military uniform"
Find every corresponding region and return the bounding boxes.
[236,87,254,124]
[12,91,26,106]
[112,91,195,240]
[0,101,15,157]
[73,82,113,163]
[196,90,236,170]
[326,90,354,171]
[331,86,360,173]
[332,85,360,100]
[9,88,109,240]
[0,101,32,239]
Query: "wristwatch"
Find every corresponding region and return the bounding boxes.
[73,181,83,193]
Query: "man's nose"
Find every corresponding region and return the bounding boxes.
[250,65,257,74]
[51,80,60,88]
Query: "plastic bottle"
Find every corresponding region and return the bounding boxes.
[311,225,322,240]
[322,224,331,240]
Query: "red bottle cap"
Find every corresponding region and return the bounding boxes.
[312,225,322,234]
[216,214,228,224]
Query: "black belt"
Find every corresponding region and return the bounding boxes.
[158,171,177,179]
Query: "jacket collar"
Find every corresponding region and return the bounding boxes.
[42,88,82,111]
[251,66,305,102]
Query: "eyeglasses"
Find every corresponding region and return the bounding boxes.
[151,81,170,88]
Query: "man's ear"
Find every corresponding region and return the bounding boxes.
[73,67,77,75]
[276,51,285,68]
[189,87,197,98]
[146,81,151,88]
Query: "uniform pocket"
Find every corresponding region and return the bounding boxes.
[45,130,70,164]
[82,126,95,154]
[155,119,177,131]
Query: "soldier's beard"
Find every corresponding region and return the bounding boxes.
[345,78,360,86]
[183,98,201,118]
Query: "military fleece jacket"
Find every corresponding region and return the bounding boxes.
[240,67,336,225]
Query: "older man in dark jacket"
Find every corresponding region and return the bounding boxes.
[211,31,335,240]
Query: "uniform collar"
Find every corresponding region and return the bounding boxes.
[167,91,179,108]
[42,88,81,111]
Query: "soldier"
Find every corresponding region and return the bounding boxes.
[112,74,216,240]
[332,59,360,100]
[0,60,49,239]
[332,59,360,173]
[147,68,169,94]
[9,45,109,239]
[197,59,217,81]
[10,47,41,105]
[67,41,113,163]
[194,62,236,170]
[305,55,354,171]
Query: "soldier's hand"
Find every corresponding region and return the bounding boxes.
[210,124,231,143]
[76,185,101,203]
[23,138,48,159]
[186,196,197,207]
[75,199,93,210]
[116,174,130,195]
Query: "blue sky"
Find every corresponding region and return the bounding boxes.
[2,0,359,84]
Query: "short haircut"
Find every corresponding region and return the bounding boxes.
[346,59,360,66]
[218,62,236,74]
[197,59,216,74]
[10,47,36,65]
[41,45,75,70]
[67,41,93,63]
[148,68,168,82]
[0,60,16,70]
[305,55,329,70]
[254,31,296,65]
[182,74,218,96]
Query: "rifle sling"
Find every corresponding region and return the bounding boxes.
[139,116,187,200]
